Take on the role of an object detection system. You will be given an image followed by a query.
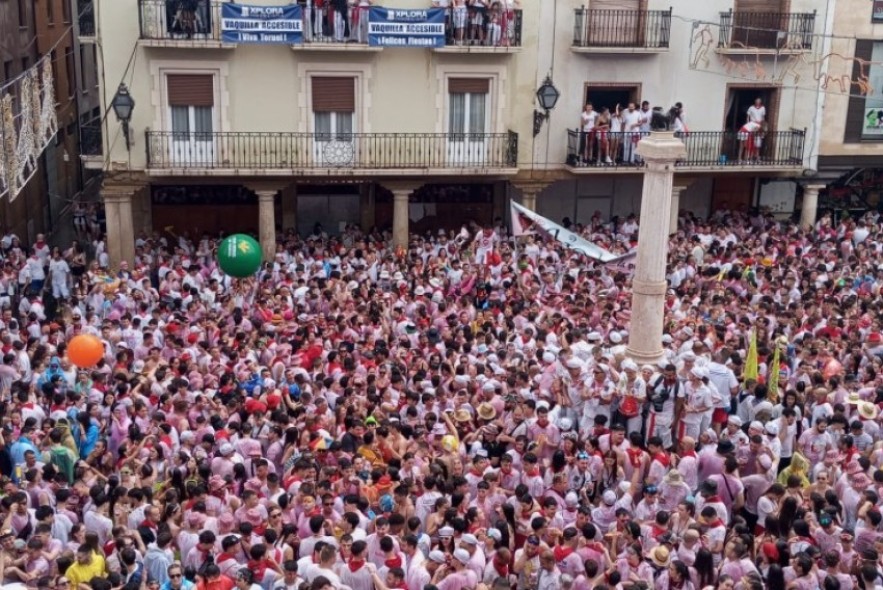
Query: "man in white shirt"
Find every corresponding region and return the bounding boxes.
[622,103,642,164]
[747,98,766,124]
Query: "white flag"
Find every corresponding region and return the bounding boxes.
[510,201,635,264]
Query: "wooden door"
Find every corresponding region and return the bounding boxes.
[588,0,643,47]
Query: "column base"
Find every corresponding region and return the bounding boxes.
[625,347,666,366]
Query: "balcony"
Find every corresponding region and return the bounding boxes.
[564,129,805,173]
[145,130,519,176]
[291,6,379,51]
[138,0,232,48]
[78,0,95,39]
[572,8,671,53]
[717,11,815,53]
[79,122,103,170]
[433,7,523,53]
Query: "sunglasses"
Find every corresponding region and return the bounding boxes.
[170,574,183,579]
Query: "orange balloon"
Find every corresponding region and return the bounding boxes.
[67,334,104,368]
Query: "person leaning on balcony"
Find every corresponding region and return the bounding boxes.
[609,104,623,163]
[501,0,519,45]
[469,0,487,45]
[451,0,467,44]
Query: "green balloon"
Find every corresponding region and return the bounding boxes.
[218,234,262,277]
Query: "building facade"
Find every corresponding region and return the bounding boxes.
[95,0,830,266]
[814,0,883,223]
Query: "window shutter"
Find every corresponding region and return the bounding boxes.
[845,40,874,142]
[449,78,490,94]
[312,77,355,113]
[167,74,214,107]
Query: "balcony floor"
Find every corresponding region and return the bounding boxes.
[290,43,383,52]
[146,166,519,178]
[564,163,803,176]
[714,47,808,55]
[433,46,521,54]
[571,46,667,54]
[140,39,236,49]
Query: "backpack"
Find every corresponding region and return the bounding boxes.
[50,446,75,484]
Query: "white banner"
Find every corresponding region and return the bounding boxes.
[510,201,635,265]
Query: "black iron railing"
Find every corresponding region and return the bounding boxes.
[80,123,102,157]
[718,10,815,50]
[138,0,222,40]
[572,8,671,49]
[78,0,95,36]
[441,7,522,47]
[146,130,519,169]
[565,129,805,168]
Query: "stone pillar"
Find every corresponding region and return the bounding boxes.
[626,132,687,365]
[513,182,547,212]
[800,184,825,231]
[103,186,136,270]
[280,186,297,233]
[670,183,690,235]
[392,189,410,248]
[256,190,277,261]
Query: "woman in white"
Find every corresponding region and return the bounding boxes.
[616,360,646,436]
[501,0,520,46]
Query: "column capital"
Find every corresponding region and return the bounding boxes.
[636,132,687,164]
[802,183,827,192]
[255,190,277,201]
[382,181,421,195]
[511,181,550,196]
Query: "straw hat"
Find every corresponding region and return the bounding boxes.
[454,408,473,423]
[859,401,879,421]
[650,546,671,568]
[477,403,497,421]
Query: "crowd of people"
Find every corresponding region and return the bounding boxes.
[0,203,878,590]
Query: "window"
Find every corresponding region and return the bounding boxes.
[311,77,355,140]
[448,78,489,139]
[79,45,88,90]
[62,0,70,23]
[862,43,883,137]
[874,0,883,22]
[845,41,883,141]
[65,49,74,98]
[17,0,26,27]
[3,61,12,84]
[47,0,55,23]
[167,74,214,139]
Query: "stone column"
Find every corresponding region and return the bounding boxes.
[280,186,297,233]
[256,190,277,261]
[626,132,687,365]
[800,184,825,231]
[670,182,690,235]
[392,189,410,248]
[513,182,547,212]
[103,186,136,270]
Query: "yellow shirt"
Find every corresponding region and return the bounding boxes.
[66,553,107,589]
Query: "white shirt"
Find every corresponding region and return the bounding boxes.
[747,105,766,124]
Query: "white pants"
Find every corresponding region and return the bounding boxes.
[52,280,69,299]
[646,412,673,448]
[623,133,638,162]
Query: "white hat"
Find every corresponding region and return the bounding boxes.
[393,271,404,281]
[453,548,471,564]
[486,528,502,541]
[749,420,764,432]
[587,332,602,342]
[346,280,359,291]
[661,334,673,344]
[380,270,390,279]
[428,550,447,564]
[727,415,743,426]
[622,360,638,372]
[765,422,779,436]
[219,443,235,456]
[602,490,617,505]
[536,400,550,411]
[609,331,622,344]
[566,358,582,369]
[690,366,704,379]
[461,534,479,546]
[559,417,573,431]
[414,286,425,296]
[682,327,694,338]
[565,492,579,507]
[681,352,697,362]
[542,352,556,364]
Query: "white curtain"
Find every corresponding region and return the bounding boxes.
[449,93,466,136]
[171,106,189,139]
[193,106,213,138]
[468,92,487,136]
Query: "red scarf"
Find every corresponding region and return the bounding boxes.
[553,546,574,562]
[493,560,509,577]
[347,559,365,573]
[652,451,670,467]
[626,448,644,468]
[384,555,403,569]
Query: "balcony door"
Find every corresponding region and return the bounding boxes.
[447,78,490,166]
[167,74,215,166]
[732,0,785,49]
[312,77,356,167]
[587,0,643,47]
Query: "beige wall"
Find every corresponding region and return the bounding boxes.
[819,0,883,157]
[527,0,825,169]
[97,0,539,170]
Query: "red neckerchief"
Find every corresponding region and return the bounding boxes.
[626,448,644,468]
[347,558,365,573]
[140,519,157,529]
[681,450,696,458]
[653,451,670,467]
[707,518,725,528]
[705,495,721,503]
[553,546,574,561]
[493,560,509,577]
[247,560,268,582]
[384,555,403,569]
[217,552,236,563]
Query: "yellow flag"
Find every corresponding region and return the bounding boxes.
[768,344,781,404]
[743,329,758,382]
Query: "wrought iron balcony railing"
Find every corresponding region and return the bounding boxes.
[566,129,805,168]
[441,7,522,47]
[78,0,95,36]
[146,130,519,170]
[718,10,816,51]
[572,8,671,49]
[138,0,222,41]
